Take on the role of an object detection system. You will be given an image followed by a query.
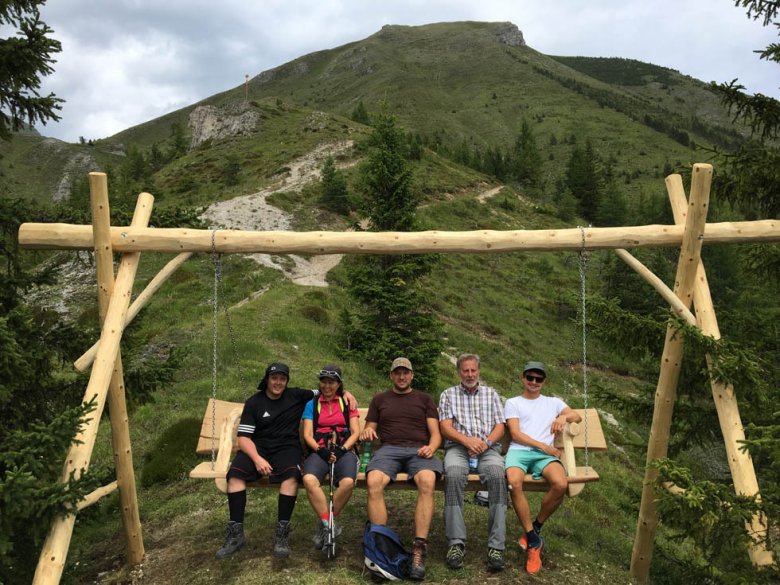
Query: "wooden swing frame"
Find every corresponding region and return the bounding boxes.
[18,164,778,584]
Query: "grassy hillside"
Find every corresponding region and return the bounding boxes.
[2,22,747,211]
[5,20,776,585]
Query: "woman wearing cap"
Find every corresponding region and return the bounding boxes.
[301,365,361,549]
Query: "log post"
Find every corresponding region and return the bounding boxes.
[666,175,774,567]
[630,164,713,581]
[91,175,148,565]
[32,179,148,584]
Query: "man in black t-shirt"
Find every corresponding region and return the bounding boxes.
[215,362,310,560]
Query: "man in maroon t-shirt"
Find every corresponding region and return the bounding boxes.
[359,357,443,581]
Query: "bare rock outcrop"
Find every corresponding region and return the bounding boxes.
[53,148,100,202]
[495,22,525,47]
[188,102,261,149]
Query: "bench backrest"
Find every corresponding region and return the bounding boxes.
[196,399,607,455]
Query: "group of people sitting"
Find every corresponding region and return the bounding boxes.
[215,353,582,579]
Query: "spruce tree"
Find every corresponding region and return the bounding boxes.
[341,112,443,392]
[319,155,350,214]
[564,139,603,222]
[512,118,543,188]
[350,101,371,125]
[0,1,62,139]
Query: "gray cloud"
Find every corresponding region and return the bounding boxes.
[32,0,779,142]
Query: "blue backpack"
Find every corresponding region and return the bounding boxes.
[363,523,411,581]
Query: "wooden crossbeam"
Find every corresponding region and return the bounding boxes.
[18,219,780,254]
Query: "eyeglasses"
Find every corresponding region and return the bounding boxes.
[319,370,341,380]
[524,374,545,383]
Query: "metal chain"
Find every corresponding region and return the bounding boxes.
[218,268,247,397]
[564,283,581,400]
[210,229,220,467]
[578,225,590,467]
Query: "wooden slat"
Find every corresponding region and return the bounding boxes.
[195,399,242,455]
[555,409,607,451]
[196,405,607,452]
[191,401,605,495]
[189,464,599,491]
[189,461,226,479]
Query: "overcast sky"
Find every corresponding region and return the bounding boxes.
[31,0,779,143]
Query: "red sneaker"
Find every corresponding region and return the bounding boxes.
[518,533,527,551]
[526,537,544,575]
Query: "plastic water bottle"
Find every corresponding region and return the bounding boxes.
[468,455,479,474]
[360,441,372,473]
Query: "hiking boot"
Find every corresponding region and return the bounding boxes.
[409,540,427,580]
[526,537,544,575]
[313,519,342,549]
[313,522,327,550]
[215,521,245,559]
[446,543,465,569]
[486,547,505,571]
[273,520,291,558]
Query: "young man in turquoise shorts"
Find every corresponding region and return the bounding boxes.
[504,361,582,575]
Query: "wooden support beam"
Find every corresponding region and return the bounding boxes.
[74,252,193,371]
[665,175,774,567]
[33,183,149,585]
[614,249,696,326]
[17,219,780,254]
[75,481,118,511]
[631,165,712,581]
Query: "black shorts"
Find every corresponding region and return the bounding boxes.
[226,444,303,484]
[302,451,359,484]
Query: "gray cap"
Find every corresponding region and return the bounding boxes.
[390,357,413,372]
[523,361,546,375]
[318,364,343,382]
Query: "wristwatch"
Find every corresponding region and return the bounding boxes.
[485,439,493,448]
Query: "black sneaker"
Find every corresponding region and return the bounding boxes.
[409,540,427,580]
[273,520,291,558]
[446,543,465,569]
[215,521,245,559]
[486,547,505,571]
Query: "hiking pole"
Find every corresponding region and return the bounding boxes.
[324,431,337,560]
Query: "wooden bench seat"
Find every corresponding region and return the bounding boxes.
[190,399,606,496]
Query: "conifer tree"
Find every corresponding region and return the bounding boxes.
[0,1,62,140]
[564,139,603,222]
[319,155,350,214]
[511,118,543,188]
[350,100,371,125]
[341,112,443,391]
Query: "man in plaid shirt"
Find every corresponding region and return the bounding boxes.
[438,354,507,572]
